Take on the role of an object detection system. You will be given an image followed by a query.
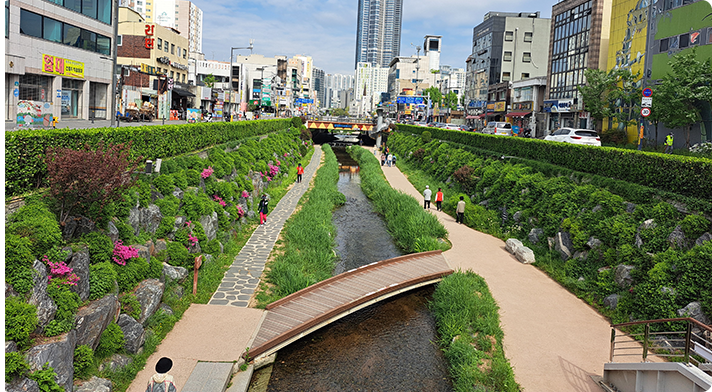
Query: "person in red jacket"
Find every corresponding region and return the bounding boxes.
[435,188,444,211]
[296,163,304,183]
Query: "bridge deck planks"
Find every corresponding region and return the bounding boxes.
[248,251,453,359]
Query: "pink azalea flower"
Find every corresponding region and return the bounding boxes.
[201,166,214,179]
[241,190,249,198]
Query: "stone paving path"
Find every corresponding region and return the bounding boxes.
[208,146,323,307]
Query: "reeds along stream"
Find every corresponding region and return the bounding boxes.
[257,147,453,392]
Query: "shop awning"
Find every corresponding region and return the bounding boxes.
[172,88,195,97]
[505,111,532,118]
[141,89,158,97]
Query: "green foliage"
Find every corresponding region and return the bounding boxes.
[95,322,125,358]
[155,195,180,217]
[6,201,62,257]
[112,257,160,292]
[115,219,137,244]
[203,239,221,255]
[83,232,114,264]
[421,131,432,143]
[152,174,175,196]
[73,345,94,380]
[28,364,64,392]
[5,233,36,294]
[181,192,213,222]
[119,294,142,320]
[185,169,201,186]
[156,216,176,238]
[5,297,38,350]
[45,284,81,335]
[680,214,710,240]
[6,352,30,382]
[171,171,188,190]
[166,241,191,268]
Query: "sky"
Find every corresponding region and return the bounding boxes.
[193,0,554,76]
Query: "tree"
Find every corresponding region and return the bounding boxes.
[443,91,458,111]
[578,69,615,131]
[331,108,349,117]
[655,48,712,148]
[423,87,442,106]
[608,69,642,131]
[578,68,642,134]
[203,73,216,88]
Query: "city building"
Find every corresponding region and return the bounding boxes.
[312,67,325,108]
[176,0,202,55]
[545,0,611,131]
[355,0,403,68]
[353,62,389,116]
[387,35,442,99]
[6,0,115,123]
[325,73,354,108]
[509,76,547,136]
[464,12,551,123]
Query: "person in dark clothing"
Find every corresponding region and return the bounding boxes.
[258,194,269,225]
[296,163,304,183]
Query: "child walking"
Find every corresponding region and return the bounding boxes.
[258,194,269,225]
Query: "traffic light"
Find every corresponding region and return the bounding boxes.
[231,66,240,90]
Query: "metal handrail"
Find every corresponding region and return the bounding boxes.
[609,317,712,370]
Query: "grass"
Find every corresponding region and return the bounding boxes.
[255,144,345,306]
[431,271,520,392]
[348,146,449,253]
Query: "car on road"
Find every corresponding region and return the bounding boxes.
[544,128,601,146]
[441,123,461,130]
[482,122,513,136]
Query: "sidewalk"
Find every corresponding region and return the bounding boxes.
[126,147,323,392]
[377,151,619,392]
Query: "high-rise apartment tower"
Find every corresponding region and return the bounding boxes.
[355,0,404,69]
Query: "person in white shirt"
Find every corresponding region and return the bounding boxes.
[423,185,432,209]
[456,196,466,224]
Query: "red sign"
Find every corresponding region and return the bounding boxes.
[144,24,155,49]
[145,24,154,35]
[641,107,651,117]
[144,37,155,49]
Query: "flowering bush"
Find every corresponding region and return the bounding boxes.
[44,255,80,287]
[276,160,281,166]
[187,234,198,247]
[241,190,250,198]
[201,166,214,179]
[213,195,227,207]
[112,240,139,266]
[268,163,279,177]
[284,153,289,157]
[237,205,245,217]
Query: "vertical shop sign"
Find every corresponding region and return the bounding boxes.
[144,24,155,49]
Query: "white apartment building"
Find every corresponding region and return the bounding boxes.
[353,62,389,115]
[177,0,202,54]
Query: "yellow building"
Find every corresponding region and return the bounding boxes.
[606,0,649,142]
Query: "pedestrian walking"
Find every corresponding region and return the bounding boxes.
[381,154,386,166]
[145,357,177,392]
[664,132,674,154]
[456,196,466,224]
[258,194,269,225]
[387,153,393,167]
[296,163,304,183]
[392,155,397,166]
[435,188,444,211]
[423,185,432,209]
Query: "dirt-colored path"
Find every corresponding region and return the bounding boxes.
[379,153,616,392]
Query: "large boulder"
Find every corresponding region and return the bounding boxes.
[98,353,133,373]
[134,279,165,326]
[668,225,690,250]
[677,302,711,325]
[614,265,635,288]
[5,377,40,392]
[24,329,76,392]
[505,238,523,255]
[28,260,56,333]
[528,228,544,244]
[554,232,574,260]
[74,295,120,350]
[134,245,150,263]
[514,246,536,264]
[200,211,219,241]
[68,250,91,301]
[62,216,96,240]
[140,204,163,234]
[116,314,145,354]
[153,239,168,255]
[74,376,113,392]
[172,186,184,200]
[695,232,712,247]
[162,263,188,283]
[603,294,620,310]
[107,221,120,243]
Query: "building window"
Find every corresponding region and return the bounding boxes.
[183,49,187,58]
[19,74,52,101]
[5,0,9,38]
[679,33,689,48]
[521,73,530,79]
[164,41,169,52]
[523,52,531,62]
[502,72,511,82]
[170,71,174,78]
[20,9,110,54]
[19,9,42,37]
[503,51,512,61]
[117,34,122,46]
[505,31,513,41]
[157,38,162,50]
[171,43,175,54]
[524,32,532,42]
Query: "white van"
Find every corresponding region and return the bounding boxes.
[483,122,512,136]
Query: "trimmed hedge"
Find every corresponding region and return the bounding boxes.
[5,119,293,196]
[396,125,712,200]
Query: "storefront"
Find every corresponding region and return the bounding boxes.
[485,101,507,123]
[543,98,576,131]
[506,101,533,129]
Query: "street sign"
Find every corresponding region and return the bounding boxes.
[641,107,651,117]
[642,87,653,97]
[641,97,652,107]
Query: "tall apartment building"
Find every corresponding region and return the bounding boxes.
[545,0,611,130]
[312,67,326,108]
[176,0,202,54]
[6,0,115,123]
[355,0,403,68]
[353,62,389,115]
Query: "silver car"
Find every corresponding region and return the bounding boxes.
[545,128,601,146]
[482,122,513,136]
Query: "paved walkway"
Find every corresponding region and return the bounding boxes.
[127,146,322,392]
[377,149,626,392]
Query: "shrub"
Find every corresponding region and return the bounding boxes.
[46,284,81,335]
[202,239,221,255]
[119,294,142,320]
[28,364,64,392]
[115,219,137,244]
[152,174,175,196]
[680,214,710,240]
[6,201,62,257]
[112,257,156,292]
[452,165,476,192]
[89,262,118,300]
[156,216,176,238]
[166,241,190,268]
[421,131,432,143]
[185,169,201,186]
[45,142,141,224]
[6,352,30,382]
[5,234,36,294]
[73,345,94,380]
[5,297,38,349]
[95,322,125,358]
[171,171,188,190]
[291,116,304,128]
[83,232,113,264]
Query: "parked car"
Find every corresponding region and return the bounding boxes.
[459,124,474,132]
[441,123,461,130]
[482,122,512,136]
[544,128,601,146]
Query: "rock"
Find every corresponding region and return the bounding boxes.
[5,377,40,392]
[203,254,214,264]
[218,241,224,254]
[554,232,574,260]
[200,211,219,241]
[128,207,141,236]
[74,376,113,392]
[107,221,120,243]
[68,250,91,301]
[668,225,690,250]
[597,266,611,274]
[154,239,168,255]
[6,282,18,298]
[603,294,620,310]
[98,353,133,373]
[24,329,76,392]
[639,219,657,231]
[547,237,555,251]
[512,211,522,223]
[150,189,164,203]
[116,314,145,354]
[528,228,544,244]
[141,204,163,234]
[188,241,202,254]
[625,203,636,213]
[514,246,536,264]
[162,263,188,282]
[171,285,185,299]
[592,204,603,213]
[572,250,588,260]
[521,188,529,195]
[677,302,711,325]
[695,232,712,247]
[586,237,603,249]
[478,199,490,207]
[505,238,523,255]
[172,186,184,200]
[660,286,676,296]
[158,304,174,317]
[75,216,96,238]
[28,260,56,333]
[134,279,164,326]
[614,265,635,288]
[134,245,150,263]
[6,341,18,353]
[74,295,120,350]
